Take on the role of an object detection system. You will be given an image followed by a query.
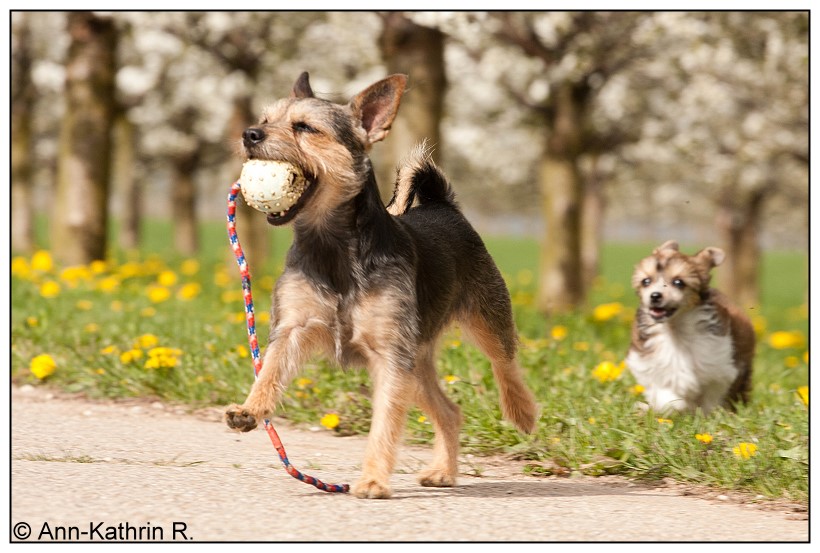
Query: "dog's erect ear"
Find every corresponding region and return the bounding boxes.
[349,74,408,147]
[653,240,679,255]
[695,246,725,269]
[291,72,314,99]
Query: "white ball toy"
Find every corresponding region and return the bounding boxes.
[239,160,308,214]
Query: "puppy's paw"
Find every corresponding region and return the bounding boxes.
[225,404,259,432]
[351,478,392,499]
[418,467,456,488]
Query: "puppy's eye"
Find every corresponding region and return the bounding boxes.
[641,278,652,287]
[292,121,319,134]
[672,278,685,289]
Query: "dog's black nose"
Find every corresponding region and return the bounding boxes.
[243,127,266,146]
[650,292,662,303]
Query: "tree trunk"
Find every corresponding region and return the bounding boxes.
[51,12,117,265]
[229,95,270,273]
[716,187,766,309]
[113,112,141,251]
[376,13,446,200]
[580,155,605,293]
[171,153,200,256]
[11,13,36,255]
[536,83,585,313]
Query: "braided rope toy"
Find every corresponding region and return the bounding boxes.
[227,181,349,494]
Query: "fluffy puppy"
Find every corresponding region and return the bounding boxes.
[625,240,755,415]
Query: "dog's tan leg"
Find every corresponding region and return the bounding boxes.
[352,361,413,499]
[461,312,539,434]
[225,274,334,432]
[413,343,462,487]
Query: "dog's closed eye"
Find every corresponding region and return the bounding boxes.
[293,121,320,134]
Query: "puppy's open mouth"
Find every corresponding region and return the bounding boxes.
[648,306,677,321]
[264,172,317,226]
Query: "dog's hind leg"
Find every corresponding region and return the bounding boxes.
[460,299,538,434]
[413,342,462,487]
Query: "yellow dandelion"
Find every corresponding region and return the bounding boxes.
[39,280,61,298]
[550,325,568,341]
[157,270,178,287]
[215,271,232,287]
[235,345,249,358]
[257,311,271,324]
[444,375,460,384]
[796,386,808,406]
[60,265,92,287]
[695,433,713,444]
[768,331,805,350]
[657,418,674,426]
[588,417,596,425]
[447,339,462,349]
[84,323,100,333]
[140,307,157,317]
[592,302,624,322]
[180,259,200,276]
[134,334,159,349]
[100,345,119,355]
[147,285,171,303]
[592,361,623,383]
[417,415,427,423]
[784,356,799,368]
[12,257,31,279]
[803,351,809,365]
[296,377,313,389]
[96,276,120,293]
[76,300,94,311]
[573,341,590,352]
[31,250,54,272]
[118,262,142,279]
[89,260,107,274]
[629,384,645,395]
[119,349,144,364]
[26,316,38,327]
[177,282,201,301]
[733,442,758,460]
[30,354,57,379]
[110,300,123,312]
[95,368,106,375]
[320,413,340,430]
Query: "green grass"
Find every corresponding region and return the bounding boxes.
[12,220,809,503]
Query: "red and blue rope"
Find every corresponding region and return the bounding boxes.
[227,181,349,494]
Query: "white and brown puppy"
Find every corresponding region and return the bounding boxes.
[625,240,755,415]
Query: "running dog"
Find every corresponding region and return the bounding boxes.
[225,73,538,498]
[625,240,754,415]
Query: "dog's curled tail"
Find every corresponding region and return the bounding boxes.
[386,141,455,216]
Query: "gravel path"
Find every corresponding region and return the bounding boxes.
[10,385,808,542]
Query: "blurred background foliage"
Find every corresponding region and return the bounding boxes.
[10,11,808,313]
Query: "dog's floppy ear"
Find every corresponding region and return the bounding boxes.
[695,246,725,269]
[653,240,679,255]
[291,72,314,99]
[349,74,408,147]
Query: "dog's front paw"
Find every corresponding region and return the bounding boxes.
[418,468,456,488]
[225,404,259,432]
[351,478,392,499]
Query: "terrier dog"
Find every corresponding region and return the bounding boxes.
[625,240,755,415]
[225,73,538,499]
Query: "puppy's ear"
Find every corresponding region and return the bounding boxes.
[291,72,314,99]
[695,246,725,269]
[653,240,679,255]
[349,74,408,148]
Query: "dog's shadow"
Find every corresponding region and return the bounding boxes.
[391,478,661,500]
